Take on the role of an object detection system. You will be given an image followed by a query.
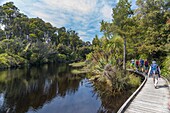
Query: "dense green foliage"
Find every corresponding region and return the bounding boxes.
[87,0,170,90]
[162,56,170,80]
[0,53,26,68]
[87,35,141,91]
[0,2,92,68]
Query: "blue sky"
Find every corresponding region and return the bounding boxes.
[0,0,136,42]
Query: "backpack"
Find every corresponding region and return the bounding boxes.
[140,59,144,66]
[144,61,148,66]
[136,60,139,66]
[151,63,158,73]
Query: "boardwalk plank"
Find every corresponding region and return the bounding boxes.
[124,77,170,113]
[131,100,168,110]
[129,102,169,112]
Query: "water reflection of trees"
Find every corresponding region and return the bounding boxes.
[92,82,134,113]
[0,63,84,113]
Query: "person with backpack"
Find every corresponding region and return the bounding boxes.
[148,61,161,88]
[131,59,135,69]
[144,59,149,74]
[140,58,144,72]
[135,59,139,71]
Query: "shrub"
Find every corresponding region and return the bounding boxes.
[30,53,38,64]
[57,54,67,62]
[103,64,128,92]
[0,53,26,68]
[128,74,141,88]
[162,56,170,80]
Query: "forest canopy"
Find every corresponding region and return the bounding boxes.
[0,2,92,68]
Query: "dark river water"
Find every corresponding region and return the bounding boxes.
[0,63,134,113]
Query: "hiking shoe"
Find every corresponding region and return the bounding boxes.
[154,84,156,88]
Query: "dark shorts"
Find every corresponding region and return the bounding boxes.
[145,65,149,70]
[140,65,144,68]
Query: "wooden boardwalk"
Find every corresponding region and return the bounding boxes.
[124,76,170,113]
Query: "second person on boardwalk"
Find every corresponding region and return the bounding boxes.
[144,59,149,74]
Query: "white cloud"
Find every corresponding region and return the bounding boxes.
[74,16,87,23]
[42,0,97,15]
[0,0,120,41]
[77,31,86,35]
[32,11,51,20]
[101,5,112,21]
[0,0,5,4]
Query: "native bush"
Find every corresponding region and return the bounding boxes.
[162,55,170,81]
[0,53,26,68]
[128,74,141,88]
[57,54,67,62]
[102,64,129,92]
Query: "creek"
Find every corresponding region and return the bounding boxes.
[0,63,134,113]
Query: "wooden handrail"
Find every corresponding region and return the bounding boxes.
[117,70,147,113]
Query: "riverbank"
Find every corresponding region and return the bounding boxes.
[0,53,26,69]
[69,62,142,92]
[69,61,91,74]
[0,52,82,70]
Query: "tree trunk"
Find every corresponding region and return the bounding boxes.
[123,35,126,75]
